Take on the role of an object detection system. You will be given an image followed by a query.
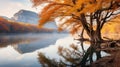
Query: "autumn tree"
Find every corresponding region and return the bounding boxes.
[31,0,120,42]
[31,0,120,66]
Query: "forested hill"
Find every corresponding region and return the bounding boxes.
[0,17,53,34]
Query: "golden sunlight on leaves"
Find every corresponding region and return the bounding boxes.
[39,5,62,27]
[102,15,120,40]
[32,0,120,28]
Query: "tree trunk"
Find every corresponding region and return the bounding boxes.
[90,30,102,43]
[79,13,103,66]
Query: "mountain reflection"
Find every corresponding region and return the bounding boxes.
[0,35,38,54]
[0,33,68,67]
[0,34,67,54]
[0,37,33,48]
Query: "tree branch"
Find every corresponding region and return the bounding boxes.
[79,14,90,36]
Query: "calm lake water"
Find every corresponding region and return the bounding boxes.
[0,33,110,67]
[0,33,68,67]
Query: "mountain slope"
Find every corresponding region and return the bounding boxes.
[12,10,39,24]
[12,10,57,29]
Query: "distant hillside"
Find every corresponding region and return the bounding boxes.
[11,9,57,29]
[12,10,39,24]
[0,17,53,34]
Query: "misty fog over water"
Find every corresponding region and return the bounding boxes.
[0,33,68,67]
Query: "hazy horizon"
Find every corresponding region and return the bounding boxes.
[0,0,39,18]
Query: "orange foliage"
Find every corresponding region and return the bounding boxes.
[32,0,120,36]
[0,17,53,33]
[0,17,10,32]
[39,5,62,27]
[102,15,120,40]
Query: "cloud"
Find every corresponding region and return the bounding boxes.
[0,0,38,18]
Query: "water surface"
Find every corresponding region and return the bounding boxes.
[0,33,110,67]
[0,33,68,67]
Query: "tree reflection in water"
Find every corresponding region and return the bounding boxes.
[38,40,120,67]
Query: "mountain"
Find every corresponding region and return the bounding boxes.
[12,9,39,24]
[12,9,57,29]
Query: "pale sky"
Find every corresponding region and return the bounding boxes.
[0,0,40,18]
